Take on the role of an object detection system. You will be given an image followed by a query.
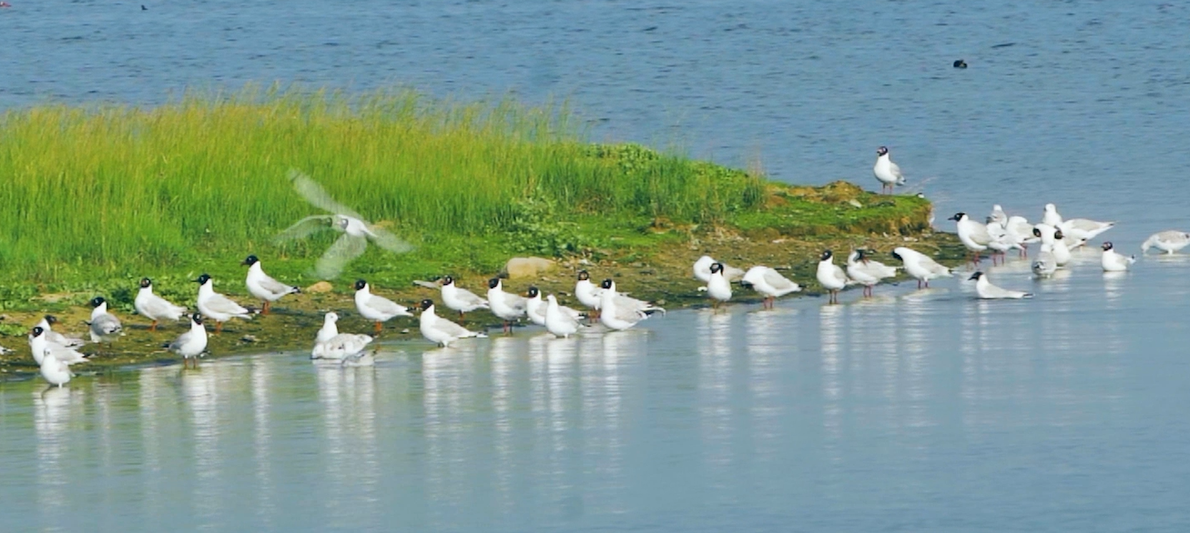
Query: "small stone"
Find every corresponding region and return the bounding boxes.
[306,281,333,293]
[241,335,258,343]
[401,328,410,334]
[503,257,556,279]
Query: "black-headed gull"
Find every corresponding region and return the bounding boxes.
[949,212,992,265]
[242,255,300,315]
[741,266,801,308]
[167,314,208,369]
[969,271,1033,299]
[1006,216,1039,257]
[441,276,488,319]
[873,146,905,194]
[134,278,188,331]
[816,250,850,304]
[1100,242,1136,272]
[693,255,745,283]
[29,327,89,366]
[35,315,84,348]
[275,170,415,279]
[353,279,412,333]
[574,270,604,317]
[487,278,527,333]
[705,262,733,309]
[598,279,664,330]
[526,287,584,327]
[87,297,123,343]
[846,250,898,297]
[418,299,486,347]
[891,247,952,289]
[195,274,253,333]
[1033,226,1072,266]
[1141,230,1190,254]
[545,294,586,338]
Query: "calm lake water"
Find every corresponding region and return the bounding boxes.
[3,0,1190,530]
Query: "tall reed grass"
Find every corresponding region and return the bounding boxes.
[0,87,765,281]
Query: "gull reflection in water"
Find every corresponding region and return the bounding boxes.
[316,352,379,523]
[818,302,844,464]
[1102,271,1127,308]
[33,386,77,520]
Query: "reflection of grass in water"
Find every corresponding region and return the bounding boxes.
[0,85,935,312]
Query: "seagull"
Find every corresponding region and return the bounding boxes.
[741,266,801,308]
[440,275,488,319]
[891,247,952,288]
[598,279,663,330]
[704,262,733,309]
[1141,230,1190,254]
[574,270,604,316]
[846,250,898,297]
[134,278,188,331]
[167,314,208,369]
[1031,245,1058,278]
[87,297,123,343]
[873,146,905,194]
[353,279,412,333]
[1100,242,1136,272]
[544,294,585,338]
[815,250,850,304]
[1006,216,1039,257]
[1033,226,1072,266]
[274,169,414,279]
[1041,203,1064,228]
[195,273,253,333]
[987,204,1008,228]
[418,299,486,347]
[1059,218,1114,246]
[29,327,89,366]
[950,212,992,265]
[969,271,1033,299]
[487,278,527,333]
[311,312,373,362]
[35,315,84,348]
[984,222,1023,265]
[693,256,745,283]
[39,351,73,388]
[525,287,584,327]
[242,255,300,315]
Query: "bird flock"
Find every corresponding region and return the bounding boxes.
[15,149,1190,389]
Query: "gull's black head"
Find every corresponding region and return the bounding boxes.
[1033,227,1042,238]
[876,146,889,156]
[527,286,540,298]
[891,250,903,262]
[90,296,107,308]
[139,277,152,289]
[195,273,211,285]
[856,249,868,261]
[577,270,590,281]
[820,250,833,261]
[1054,230,1065,240]
[353,279,367,291]
[192,313,204,325]
[953,59,968,69]
[948,212,966,221]
[488,278,501,289]
[442,276,455,286]
[419,299,434,311]
[710,262,723,274]
[969,271,984,281]
[1102,242,1114,251]
[31,326,45,337]
[44,314,59,325]
[241,255,259,266]
[600,279,613,290]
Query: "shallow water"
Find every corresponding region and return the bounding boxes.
[3,0,1190,530]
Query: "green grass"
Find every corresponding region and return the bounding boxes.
[0,86,932,312]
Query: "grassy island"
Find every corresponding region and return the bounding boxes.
[0,87,960,376]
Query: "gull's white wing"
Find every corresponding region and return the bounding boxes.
[919,256,950,276]
[456,288,488,307]
[366,226,416,254]
[502,292,527,312]
[433,318,474,338]
[831,265,849,284]
[366,294,408,316]
[168,330,194,351]
[274,215,335,243]
[287,169,364,219]
[207,294,250,315]
[314,234,368,279]
[889,161,903,180]
[257,275,294,295]
[762,269,798,291]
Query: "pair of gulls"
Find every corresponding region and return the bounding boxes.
[693,255,803,309]
[27,298,131,387]
[814,250,906,304]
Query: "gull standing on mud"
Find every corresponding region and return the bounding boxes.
[525,287,583,327]
[1141,230,1190,254]
[87,297,123,343]
[741,266,801,308]
[816,250,849,304]
[440,276,488,319]
[969,271,1033,299]
[29,327,89,366]
[892,247,951,289]
[274,170,415,279]
[134,278,188,331]
[242,255,300,315]
[846,250,898,297]
[487,278,527,333]
[167,314,208,369]
[353,279,412,333]
[418,299,486,347]
[873,146,905,194]
[1100,242,1136,272]
[35,315,84,349]
[195,273,253,333]
[705,262,733,309]
[545,294,585,338]
[598,279,664,331]
[574,270,604,316]
[693,255,745,283]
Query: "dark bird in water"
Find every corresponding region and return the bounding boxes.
[953,59,968,69]
[141,4,147,10]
